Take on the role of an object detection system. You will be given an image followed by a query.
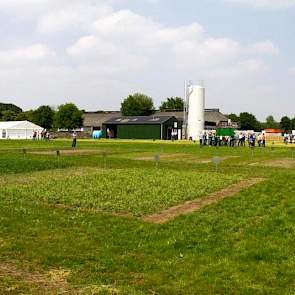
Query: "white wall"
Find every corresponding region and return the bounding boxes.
[0,129,41,139]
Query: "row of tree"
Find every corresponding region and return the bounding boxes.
[1,94,294,132]
[0,95,182,129]
[122,94,295,132]
[0,103,83,130]
[120,93,184,115]
[0,94,182,130]
[228,113,295,132]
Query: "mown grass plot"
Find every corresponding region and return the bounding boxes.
[1,167,242,217]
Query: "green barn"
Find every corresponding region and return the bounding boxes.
[102,116,182,140]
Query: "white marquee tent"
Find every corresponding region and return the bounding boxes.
[0,121,43,140]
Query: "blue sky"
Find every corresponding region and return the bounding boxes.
[0,0,294,120]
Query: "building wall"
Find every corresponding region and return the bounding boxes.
[117,124,161,139]
[162,118,182,140]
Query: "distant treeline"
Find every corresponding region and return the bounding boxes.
[228,113,295,132]
[0,102,83,131]
[1,97,294,132]
[0,103,23,115]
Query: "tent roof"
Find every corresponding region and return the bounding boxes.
[0,121,43,130]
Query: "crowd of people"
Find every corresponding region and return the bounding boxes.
[32,129,78,149]
[31,128,277,150]
[32,129,50,140]
[283,133,295,144]
[198,131,266,147]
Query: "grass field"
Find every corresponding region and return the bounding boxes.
[0,139,295,294]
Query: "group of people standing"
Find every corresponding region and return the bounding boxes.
[198,131,266,148]
[32,129,50,140]
[283,133,295,144]
[32,129,78,148]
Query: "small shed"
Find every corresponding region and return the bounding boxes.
[0,121,43,140]
[102,116,182,140]
[263,128,284,142]
[264,128,284,136]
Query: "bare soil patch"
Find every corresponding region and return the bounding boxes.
[0,262,75,294]
[135,153,188,161]
[143,178,265,224]
[250,159,295,168]
[135,153,238,163]
[29,149,103,156]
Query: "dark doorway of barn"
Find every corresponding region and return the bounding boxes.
[167,127,172,140]
[106,125,117,139]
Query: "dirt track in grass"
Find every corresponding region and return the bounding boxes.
[143,178,265,224]
[135,154,239,163]
[249,158,295,168]
[28,149,104,156]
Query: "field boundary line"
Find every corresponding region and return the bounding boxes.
[143,178,265,224]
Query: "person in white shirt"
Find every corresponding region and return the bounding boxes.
[72,131,77,148]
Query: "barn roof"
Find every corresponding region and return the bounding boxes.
[83,109,228,127]
[103,116,177,125]
[83,112,120,127]
[156,109,228,122]
[204,110,228,123]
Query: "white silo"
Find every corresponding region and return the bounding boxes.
[187,83,205,140]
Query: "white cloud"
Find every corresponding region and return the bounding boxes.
[67,36,100,56]
[67,7,270,78]
[225,0,295,9]
[0,0,287,118]
[0,44,54,65]
[248,41,279,55]
[237,59,267,72]
[0,0,111,27]
[93,10,160,40]
[37,2,111,33]
[67,36,118,62]
[288,67,295,75]
[0,0,46,7]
